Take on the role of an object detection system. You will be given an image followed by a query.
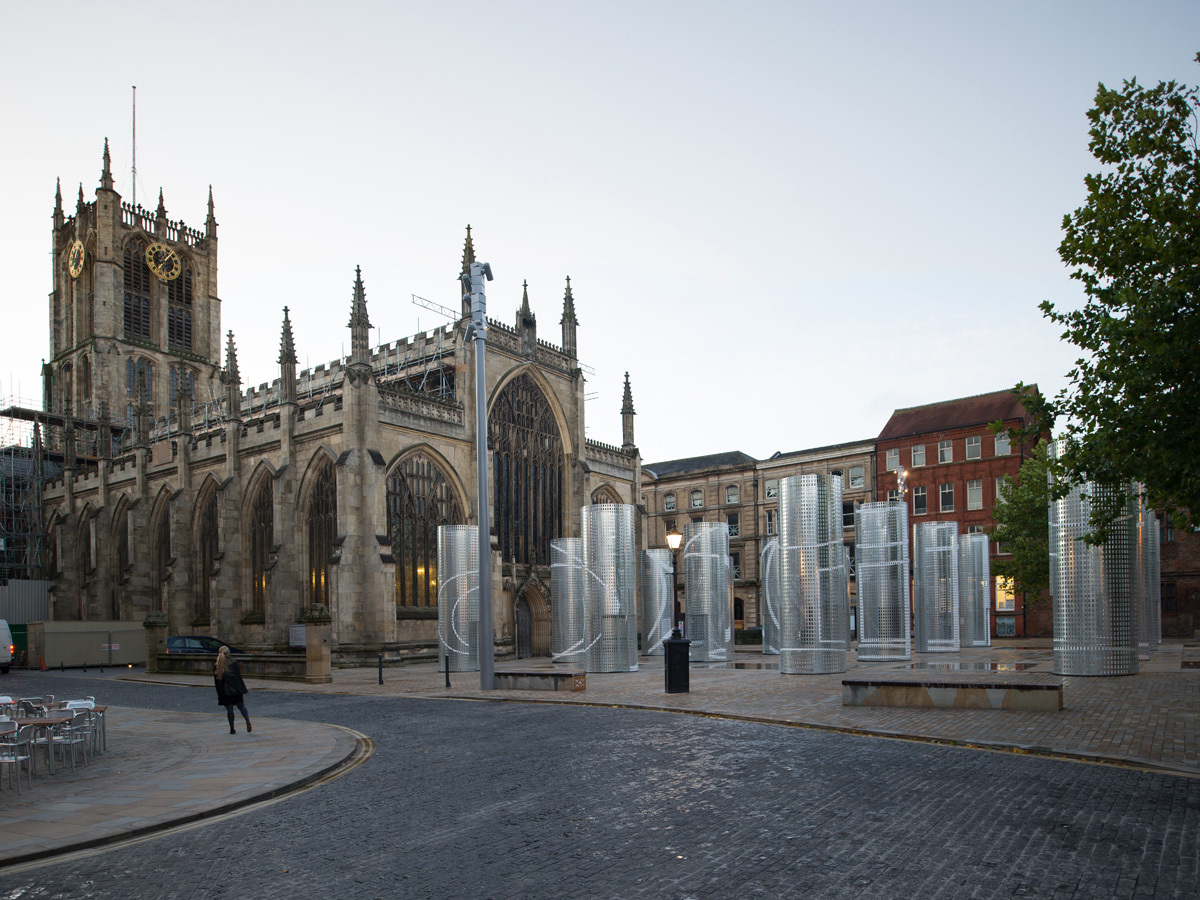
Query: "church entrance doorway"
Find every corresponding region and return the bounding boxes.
[516,596,533,658]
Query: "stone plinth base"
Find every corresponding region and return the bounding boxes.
[842,676,1063,712]
[493,670,586,691]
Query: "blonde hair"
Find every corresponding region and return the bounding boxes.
[214,645,232,678]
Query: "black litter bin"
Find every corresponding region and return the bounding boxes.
[662,627,691,693]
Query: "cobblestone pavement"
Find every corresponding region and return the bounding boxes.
[0,670,1198,899]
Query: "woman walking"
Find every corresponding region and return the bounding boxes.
[214,646,252,734]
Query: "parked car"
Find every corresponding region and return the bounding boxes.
[166,635,243,654]
[0,619,12,673]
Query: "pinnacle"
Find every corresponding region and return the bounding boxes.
[279,307,297,365]
[561,275,578,325]
[461,224,476,275]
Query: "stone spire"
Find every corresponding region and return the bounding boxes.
[205,185,218,239]
[221,330,243,419]
[560,276,578,360]
[76,183,86,217]
[460,224,476,318]
[155,188,167,237]
[347,267,374,385]
[100,138,113,190]
[621,372,636,452]
[156,188,166,218]
[280,307,297,405]
[54,178,64,229]
[517,280,537,356]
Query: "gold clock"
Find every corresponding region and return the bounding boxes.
[146,242,183,281]
[68,240,85,278]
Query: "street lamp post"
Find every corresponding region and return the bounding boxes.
[666,526,683,627]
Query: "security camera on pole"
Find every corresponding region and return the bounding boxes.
[462,260,495,691]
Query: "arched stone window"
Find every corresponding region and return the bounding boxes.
[123,239,152,339]
[114,503,129,581]
[488,373,564,567]
[591,486,621,505]
[45,521,58,579]
[387,453,463,608]
[307,459,337,607]
[196,491,219,622]
[153,501,172,588]
[249,478,273,615]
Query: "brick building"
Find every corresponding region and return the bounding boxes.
[874,388,1051,638]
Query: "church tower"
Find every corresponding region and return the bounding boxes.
[48,140,222,432]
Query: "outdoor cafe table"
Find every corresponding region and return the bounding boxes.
[12,715,69,776]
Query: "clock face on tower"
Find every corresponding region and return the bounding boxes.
[145,242,183,281]
[68,240,85,278]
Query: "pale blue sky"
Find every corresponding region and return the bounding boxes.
[3,2,1197,461]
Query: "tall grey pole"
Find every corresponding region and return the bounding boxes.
[465,261,495,690]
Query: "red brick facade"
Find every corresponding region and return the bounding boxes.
[1159,516,1200,639]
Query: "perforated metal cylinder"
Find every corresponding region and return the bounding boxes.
[760,538,780,655]
[551,538,587,664]
[437,525,479,673]
[640,550,674,656]
[581,504,638,672]
[854,501,911,660]
[1049,442,1137,676]
[1133,493,1162,660]
[777,474,847,674]
[913,521,960,652]
[683,521,732,662]
[958,533,991,648]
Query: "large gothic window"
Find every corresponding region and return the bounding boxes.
[114,503,130,581]
[488,373,564,567]
[153,502,172,587]
[250,478,273,615]
[123,240,152,340]
[307,459,337,607]
[197,491,219,621]
[388,454,463,607]
[168,266,193,350]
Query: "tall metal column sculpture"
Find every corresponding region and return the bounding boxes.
[760,537,780,655]
[551,537,587,664]
[1049,441,1137,676]
[461,260,495,690]
[958,533,991,648]
[437,524,480,672]
[683,521,732,662]
[778,474,848,674]
[913,521,960,652]
[1134,490,1161,660]
[582,504,638,672]
[640,549,674,656]
[855,501,911,660]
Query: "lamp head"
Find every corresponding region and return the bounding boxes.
[665,528,683,551]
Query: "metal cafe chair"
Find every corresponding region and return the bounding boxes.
[64,701,98,758]
[0,724,34,793]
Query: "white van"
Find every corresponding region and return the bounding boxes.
[0,619,12,673]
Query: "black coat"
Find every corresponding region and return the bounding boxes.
[215,659,249,707]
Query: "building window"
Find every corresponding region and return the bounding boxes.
[842,500,857,528]
[197,491,219,621]
[664,493,676,512]
[154,501,172,591]
[848,466,864,488]
[726,485,739,504]
[765,509,776,535]
[940,483,954,512]
[966,436,981,460]
[996,476,1010,504]
[1162,583,1177,613]
[130,358,154,405]
[765,479,778,498]
[664,517,676,535]
[726,513,739,537]
[115,504,130,577]
[388,454,464,608]
[169,367,195,407]
[967,524,984,534]
[996,576,1015,612]
[307,459,338,608]
[913,486,927,515]
[967,479,982,511]
[1159,513,1175,543]
[938,440,953,464]
[489,373,565,567]
[731,552,741,580]
[691,516,702,525]
[911,444,926,467]
[250,478,273,615]
[690,490,703,508]
[994,431,1010,456]
[845,543,856,579]
[887,489,898,502]
[122,240,152,340]
[885,448,899,471]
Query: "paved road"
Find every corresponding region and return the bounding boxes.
[1,671,1197,899]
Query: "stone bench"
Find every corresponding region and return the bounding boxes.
[493,670,586,692]
[842,674,1063,712]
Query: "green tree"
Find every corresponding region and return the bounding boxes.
[1029,54,1200,536]
[988,441,1051,604]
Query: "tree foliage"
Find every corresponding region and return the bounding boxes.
[988,441,1051,603]
[1031,54,1200,536]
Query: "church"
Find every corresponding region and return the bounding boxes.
[38,141,642,662]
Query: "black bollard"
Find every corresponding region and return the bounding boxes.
[662,627,691,694]
[83,661,87,672]
[378,652,383,685]
[100,661,104,673]
[444,654,450,689]
[60,660,64,672]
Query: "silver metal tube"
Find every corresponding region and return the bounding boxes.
[437,525,480,672]
[760,537,780,655]
[958,533,991,647]
[640,550,674,656]
[913,521,960,653]
[683,521,732,662]
[551,538,587,664]
[581,504,638,672]
[855,501,911,661]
